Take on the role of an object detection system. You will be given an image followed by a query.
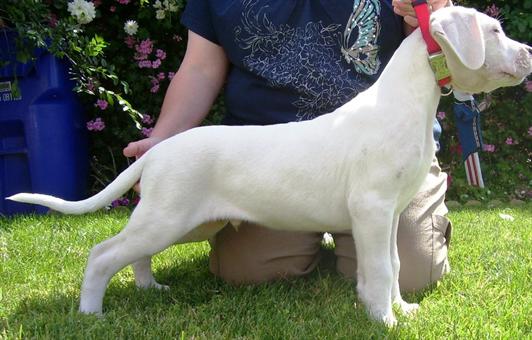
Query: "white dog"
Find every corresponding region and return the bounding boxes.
[9,7,531,325]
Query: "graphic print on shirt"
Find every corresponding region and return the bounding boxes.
[341,0,382,75]
[234,0,382,120]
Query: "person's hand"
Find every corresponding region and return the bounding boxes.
[123,136,164,159]
[123,136,165,193]
[392,0,450,28]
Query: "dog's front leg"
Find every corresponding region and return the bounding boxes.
[349,194,396,326]
[390,214,419,316]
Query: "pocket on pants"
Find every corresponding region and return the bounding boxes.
[432,214,452,247]
[431,214,452,280]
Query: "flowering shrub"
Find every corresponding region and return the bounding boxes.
[436,0,532,202]
[0,0,529,205]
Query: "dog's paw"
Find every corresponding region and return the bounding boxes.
[153,283,170,291]
[381,313,398,328]
[144,282,170,291]
[136,280,170,291]
[79,307,103,316]
[367,308,397,327]
[395,300,419,316]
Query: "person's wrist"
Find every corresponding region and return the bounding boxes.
[150,125,179,140]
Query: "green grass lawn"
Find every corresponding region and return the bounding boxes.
[1,205,530,339]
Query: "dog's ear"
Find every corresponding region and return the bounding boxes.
[430,7,486,70]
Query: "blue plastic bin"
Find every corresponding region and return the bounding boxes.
[0,30,89,215]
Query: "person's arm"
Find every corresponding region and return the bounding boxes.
[123,30,229,158]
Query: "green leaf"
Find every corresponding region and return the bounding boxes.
[106,92,115,106]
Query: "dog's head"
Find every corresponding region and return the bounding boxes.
[430,6,532,93]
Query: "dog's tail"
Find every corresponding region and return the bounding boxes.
[6,156,146,214]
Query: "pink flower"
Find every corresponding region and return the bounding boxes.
[450,144,462,155]
[482,144,496,153]
[136,39,153,55]
[48,13,58,28]
[116,0,130,4]
[95,99,109,110]
[485,4,501,18]
[167,72,175,80]
[124,36,136,48]
[156,49,166,60]
[505,137,514,145]
[142,114,155,125]
[134,53,148,61]
[87,118,106,131]
[152,59,162,69]
[110,6,116,12]
[150,84,160,93]
[138,60,152,68]
[528,127,532,136]
[111,197,130,208]
[157,72,166,80]
[86,79,95,92]
[525,80,532,93]
[437,111,446,120]
[141,127,153,137]
[93,0,102,7]
[173,35,183,42]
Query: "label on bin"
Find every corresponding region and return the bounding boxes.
[0,81,22,102]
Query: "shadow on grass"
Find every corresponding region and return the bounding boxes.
[5,247,428,337]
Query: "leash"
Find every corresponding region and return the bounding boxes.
[411,0,452,94]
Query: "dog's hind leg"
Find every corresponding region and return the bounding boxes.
[79,209,198,314]
[132,257,169,290]
[390,214,419,316]
[349,194,396,326]
[79,235,122,315]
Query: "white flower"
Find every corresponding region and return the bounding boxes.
[154,0,179,19]
[124,20,138,35]
[155,9,166,20]
[168,3,178,12]
[67,0,96,25]
[498,213,515,222]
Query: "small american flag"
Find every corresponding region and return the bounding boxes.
[453,93,488,188]
[464,152,484,188]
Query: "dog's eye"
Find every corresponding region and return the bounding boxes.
[492,28,501,34]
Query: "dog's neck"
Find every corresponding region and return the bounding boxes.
[353,28,444,167]
[375,29,442,112]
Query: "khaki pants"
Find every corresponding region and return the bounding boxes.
[209,157,451,292]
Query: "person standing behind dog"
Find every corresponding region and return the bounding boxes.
[124,0,452,292]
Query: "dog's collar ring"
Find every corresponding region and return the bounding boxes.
[441,85,453,96]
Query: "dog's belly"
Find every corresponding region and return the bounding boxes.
[202,174,351,231]
[219,194,352,233]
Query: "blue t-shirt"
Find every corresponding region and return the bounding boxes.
[181,0,405,125]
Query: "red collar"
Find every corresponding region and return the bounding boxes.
[412,0,452,88]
